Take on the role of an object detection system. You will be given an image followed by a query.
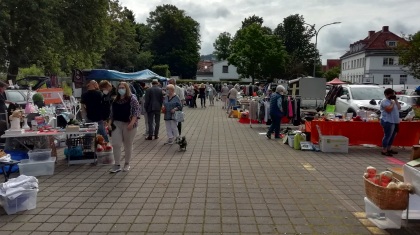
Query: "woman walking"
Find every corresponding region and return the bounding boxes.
[207,84,217,106]
[198,83,206,108]
[109,82,140,173]
[220,83,229,109]
[163,84,183,145]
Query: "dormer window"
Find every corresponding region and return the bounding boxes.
[387,41,397,47]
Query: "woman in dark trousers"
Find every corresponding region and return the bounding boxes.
[198,83,206,108]
[193,85,199,108]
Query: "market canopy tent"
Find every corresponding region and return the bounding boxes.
[327,78,346,85]
[85,69,168,82]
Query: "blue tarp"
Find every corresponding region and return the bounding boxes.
[86,69,168,82]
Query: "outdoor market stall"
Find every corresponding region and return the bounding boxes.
[307,120,420,147]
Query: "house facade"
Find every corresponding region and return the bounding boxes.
[340,26,420,89]
[196,60,251,82]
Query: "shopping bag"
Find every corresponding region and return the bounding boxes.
[174,111,185,122]
[325,104,335,113]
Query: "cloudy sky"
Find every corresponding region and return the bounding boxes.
[119,0,420,63]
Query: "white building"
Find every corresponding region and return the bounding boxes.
[196,60,251,82]
[340,26,420,90]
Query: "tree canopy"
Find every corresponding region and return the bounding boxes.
[147,4,201,78]
[213,32,232,61]
[398,31,420,80]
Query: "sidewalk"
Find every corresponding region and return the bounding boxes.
[0,100,419,234]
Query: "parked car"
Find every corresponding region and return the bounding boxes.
[6,76,48,108]
[398,95,420,118]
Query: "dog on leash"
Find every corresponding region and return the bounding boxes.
[175,136,187,151]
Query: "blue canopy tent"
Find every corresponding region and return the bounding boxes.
[85,69,168,82]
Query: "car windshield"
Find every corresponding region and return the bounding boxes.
[351,87,384,100]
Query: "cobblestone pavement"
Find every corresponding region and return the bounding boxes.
[1,100,419,235]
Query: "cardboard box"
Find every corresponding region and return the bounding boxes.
[319,136,349,153]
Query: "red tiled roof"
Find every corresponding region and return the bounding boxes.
[197,60,213,72]
[326,59,340,69]
[341,26,408,58]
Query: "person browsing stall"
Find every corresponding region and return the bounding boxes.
[266,85,286,139]
[379,88,401,156]
[108,82,140,173]
[81,80,108,140]
[98,80,114,142]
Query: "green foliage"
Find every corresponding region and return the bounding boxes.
[147,4,201,78]
[17,65,44,80]
[398,31,420,80]
[228,22,287,83]
[213,32,232,61]
[323,66,341,82]
[241,15,264,28]
[274,14,317,79]
[152,65,170,77]
[61,81,72,96]
[32,93,44,103]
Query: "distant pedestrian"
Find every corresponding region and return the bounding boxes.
[193,85,199,108]
[227,84,239,113]
[109,82,140,173]
[199,83,206,108]
[144,79,164,140]
[207,84,217,106]
[266,85,286,139]
[169,78,185,135]
[220,83,229,109]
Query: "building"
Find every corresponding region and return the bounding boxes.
[196,60,251,82]
[340,26,420,89]
[322,59,340,72]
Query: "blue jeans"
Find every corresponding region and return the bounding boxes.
[267,114,281,138]
[380,119,397,149]
[88,119,109,142]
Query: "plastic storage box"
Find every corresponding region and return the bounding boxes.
[28,149,52,161]
[0,189,38,215]
[96,151,114,165]
[18,157,56,176]
[319,135,349,153]
[364,197,402,229]
[287,135,295,148]
[402,194,420,220]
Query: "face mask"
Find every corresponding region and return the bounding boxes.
[102,90,109,95]
[118,89,126,96]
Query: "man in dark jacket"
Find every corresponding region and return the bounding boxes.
[266,85,286,139]
[144,79,163,140]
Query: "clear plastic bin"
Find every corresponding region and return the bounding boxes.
[0,189,38,215]
[18,157,56,176]
[28,149,52,161]
[96,151,114,165]
[364,197,402,229]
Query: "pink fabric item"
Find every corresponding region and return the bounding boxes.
[288,96,293,118]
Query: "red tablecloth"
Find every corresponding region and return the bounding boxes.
[309,120,420,147]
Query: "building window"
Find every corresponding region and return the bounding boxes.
[383,75,391,85]
[222,65,228,73]
[383,58,394,66]
[400,75,407,84]
[387,41,397,47]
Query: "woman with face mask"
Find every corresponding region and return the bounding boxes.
[379,88,401,156]
[109,82,140,173]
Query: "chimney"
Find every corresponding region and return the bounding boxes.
[382,26,389,32]
[368,30,375,38]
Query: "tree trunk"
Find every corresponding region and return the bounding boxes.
[6,63,18,84]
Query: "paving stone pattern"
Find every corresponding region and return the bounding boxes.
[1,101,419,234]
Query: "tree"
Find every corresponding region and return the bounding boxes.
[323,66,341,82]
[274,14,317,79]
[241,15,263,28]
[102,1,140,71]
[147,4,201,78]
[0,0,110,81]
[213,32,231,61]
[398,31,420,80]
[152,64,170,77]
[228,22,287,83]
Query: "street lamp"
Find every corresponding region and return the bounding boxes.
[306,22,341,78]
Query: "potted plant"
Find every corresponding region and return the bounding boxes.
[32,93,45,108]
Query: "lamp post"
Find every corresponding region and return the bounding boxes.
[306,22,341,78]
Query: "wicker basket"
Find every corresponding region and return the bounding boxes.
[364,176,409,210]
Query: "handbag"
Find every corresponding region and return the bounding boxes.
[174,111,185,122]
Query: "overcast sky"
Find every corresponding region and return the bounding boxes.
[119,0,420,63]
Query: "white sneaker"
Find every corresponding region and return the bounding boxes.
[109,165,121,173]
[123,165,130,172]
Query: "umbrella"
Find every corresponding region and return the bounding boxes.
[327,78,346,85]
